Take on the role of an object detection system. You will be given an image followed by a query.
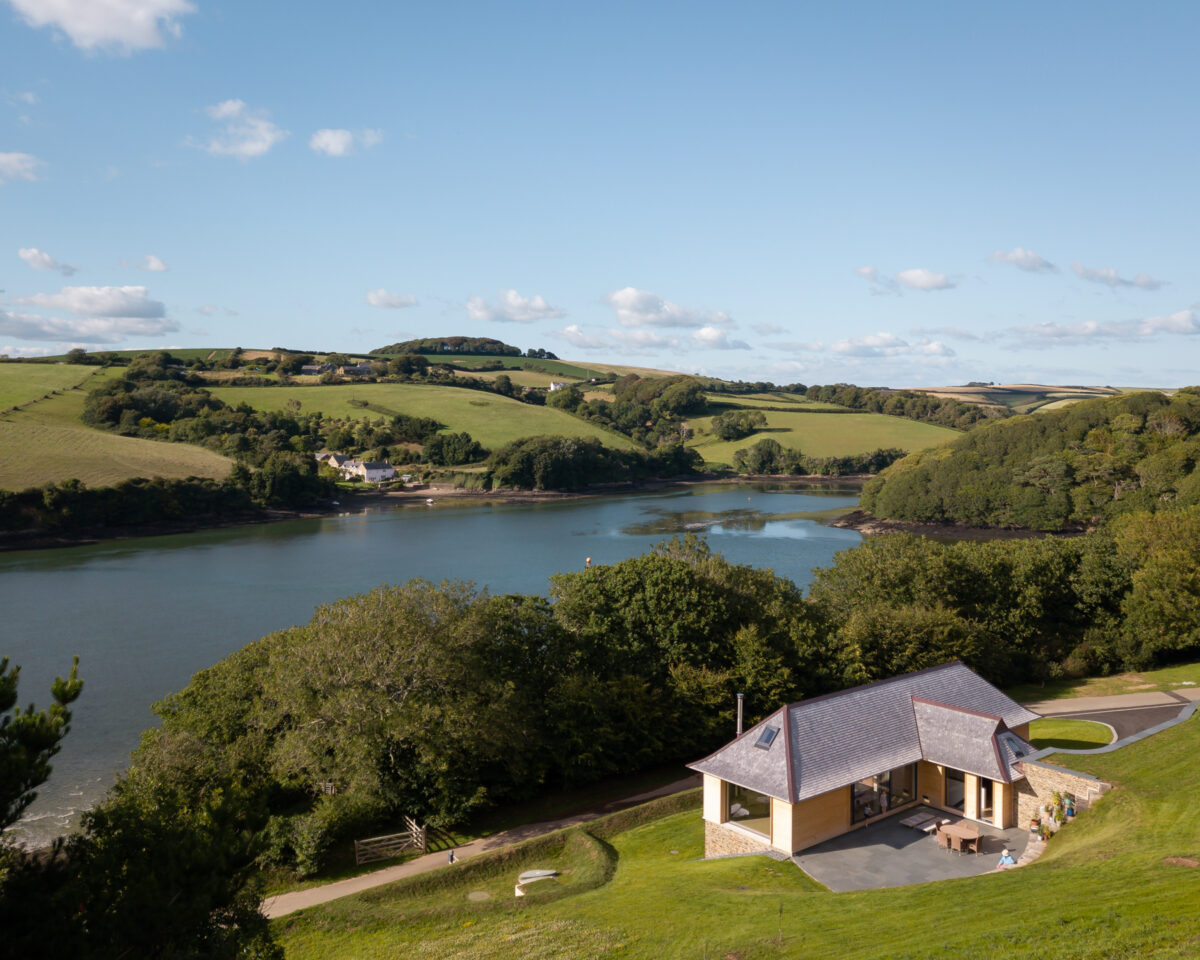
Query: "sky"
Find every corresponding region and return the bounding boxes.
[2,1,1199,387]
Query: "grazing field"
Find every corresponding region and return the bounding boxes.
[276,713,1200,960]
[209,383,638,450]
[913,383,1122,412]
[687,409,959,463]
[0,363,99,411]
[452,368,571,388]
[411,354,601,380]
[0,382,233,490]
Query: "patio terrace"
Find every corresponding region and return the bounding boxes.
[790,806,1030,892]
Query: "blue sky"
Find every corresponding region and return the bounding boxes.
[2,1,1198,387]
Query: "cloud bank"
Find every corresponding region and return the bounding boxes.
[18,247,77,276]
[467,289,565,323]
[8,0,196,54]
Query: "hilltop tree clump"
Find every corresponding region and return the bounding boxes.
[861,388,1200,530]
[369,337,527,357]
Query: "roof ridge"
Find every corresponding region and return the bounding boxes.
[911,695,1003,724]
[781,661,964,713]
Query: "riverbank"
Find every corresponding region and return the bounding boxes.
[830,508,1086,540]
[0,473,865,552]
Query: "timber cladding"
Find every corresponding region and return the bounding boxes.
[790,786,851,852]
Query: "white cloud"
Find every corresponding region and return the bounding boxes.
[767,331,955,358]
[605,287,732,328]
[911,325,1002,343]
[1013,309,1199,344]
[895,268,955,291]
[1072,262,1166,290]
[6,284,176,343]
[123,253,168,271]
[853,266,900,296]
[365,288,418,309]
[309,128,383,157]
[0,343,54,357]
[988,247,1057,273]
[18,247,77,275]
[553,324,609,351]
[19,284,165,318]
[193,100,288,160]
[607,328,680,351]
[467,289,565,323]
[691,326,750,350]
[751,322,785,335]
[7,0,196,54]
[0,152,42,183]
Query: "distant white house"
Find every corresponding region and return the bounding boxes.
[340,362,375,377]
[354,461,397,483]
[548,381,569,391]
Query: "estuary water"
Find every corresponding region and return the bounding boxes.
[1,483,861,846]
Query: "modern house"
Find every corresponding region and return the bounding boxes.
[353,461,397,483]
[688,662,1041,858]
[548,381,568,391]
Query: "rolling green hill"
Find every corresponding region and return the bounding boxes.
[0,369,233,490]
[0,363,99,411]
[209,383,639,451]
[862,388,1200,529]
[687,407,961,464]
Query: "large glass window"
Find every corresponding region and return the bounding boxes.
[851,763,918,823]
[726,783,772,837]
[945,769,965,810]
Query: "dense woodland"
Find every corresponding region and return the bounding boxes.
[803,383,1005,430]
[369,337,556,358]
[862,389,1200,530]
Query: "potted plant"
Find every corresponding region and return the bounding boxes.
[1038,822,1052,841]
[1029,815,1041,834]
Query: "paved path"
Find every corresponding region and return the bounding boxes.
[1024,688,1200,716]
[262,774,700,919]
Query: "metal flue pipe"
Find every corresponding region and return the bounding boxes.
[736,692,744,735]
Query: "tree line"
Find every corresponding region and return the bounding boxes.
[732,438,907,476]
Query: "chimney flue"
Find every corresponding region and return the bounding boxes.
[736,692,745,735]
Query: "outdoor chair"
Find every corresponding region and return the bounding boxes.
[936,828,951,851]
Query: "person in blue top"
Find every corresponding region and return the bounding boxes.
[996,848,1016,869]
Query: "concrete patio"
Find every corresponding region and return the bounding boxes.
[790,807,1030,892]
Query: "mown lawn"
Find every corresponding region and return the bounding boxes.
[0,377,233,490]
[1029,718,1114,750]
[687,409,960,463]
[0,362,99,410]
[210,383,638,451]
[276,714,1200,959]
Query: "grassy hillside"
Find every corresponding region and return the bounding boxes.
[209,383,639,450]
[0,373,233,490]
[276,712,1200,959]
[687,408,960,463]
[0,363,99,411]
[915,383,1122,413]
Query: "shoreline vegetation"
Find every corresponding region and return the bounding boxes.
[0,474,865,553]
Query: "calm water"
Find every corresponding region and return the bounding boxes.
[1,483,860,845]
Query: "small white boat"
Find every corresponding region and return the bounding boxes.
[426,498,435,504]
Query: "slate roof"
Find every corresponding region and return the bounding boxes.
[688,661,1039,803]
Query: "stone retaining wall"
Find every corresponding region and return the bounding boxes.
[704,820,772,858]
[1016,759,1111,825]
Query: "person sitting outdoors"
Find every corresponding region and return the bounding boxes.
[996,848,1016,870]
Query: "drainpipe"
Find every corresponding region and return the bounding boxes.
[736,692,744,736]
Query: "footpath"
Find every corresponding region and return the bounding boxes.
[1023,687,1200,716]
[262,774,700,919]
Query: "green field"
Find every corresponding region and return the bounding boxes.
[0,376,233,490]
[0,363,101,411]
[209,383,638,450]
[276,713,1200,959]
[687,409,960,463]
[410,354,601,380]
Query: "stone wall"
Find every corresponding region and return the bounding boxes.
[704,820,772,858]
[1016,759,1111,825]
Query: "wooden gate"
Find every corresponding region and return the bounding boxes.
[353,816,427,865]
